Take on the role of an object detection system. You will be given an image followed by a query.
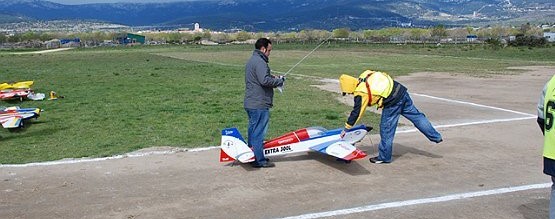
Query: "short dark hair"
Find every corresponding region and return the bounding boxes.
[255,38,271,50]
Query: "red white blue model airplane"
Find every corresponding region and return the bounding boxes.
[0,81,34,101]
[0,106,41,129]
[220,124,371,164]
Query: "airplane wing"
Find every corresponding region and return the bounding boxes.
[0,91,16,100]
[0,83,10,90]
[12,81,33,89]
[18,108,41,119]
[0,116,22,128]
[0,81,33,90]
[309,140,367,161]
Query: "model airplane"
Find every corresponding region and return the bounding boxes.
[0,106,41,129]
[220,124,371,164]
[0,81,34,101]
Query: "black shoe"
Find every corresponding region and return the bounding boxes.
[433,138,443,144]
[369,156,388,164]
[251,161,275,168]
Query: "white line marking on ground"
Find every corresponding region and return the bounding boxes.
[0,92,535,167]
[397,116,536,133]
[277,183,551,219]
[0,147,218,168]
[413,93,535,117]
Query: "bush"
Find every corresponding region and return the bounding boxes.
[485,38,502,49]
[508,34,547,47]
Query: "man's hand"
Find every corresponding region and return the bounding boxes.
[340,128,348,139]
[277,75,285,93]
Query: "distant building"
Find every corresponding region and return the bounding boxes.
[44,39,61,49]
[466,35,478,42]
[400,22,412,27]
[60,38,80,47]
[116,33,146,44]
[194,23,203,32]
[544,32,555,42]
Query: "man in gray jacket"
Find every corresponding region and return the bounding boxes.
[244,38,285,168]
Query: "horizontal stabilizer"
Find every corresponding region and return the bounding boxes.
[328,124,371,144]
[310,140,366,161]
[0,117,21,128]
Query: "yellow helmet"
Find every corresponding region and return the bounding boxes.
[358,70,375,81]
[339,74,358,96]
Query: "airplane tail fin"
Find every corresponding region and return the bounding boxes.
[220,128,255,163]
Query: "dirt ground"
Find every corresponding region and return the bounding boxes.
[1,66,554,219]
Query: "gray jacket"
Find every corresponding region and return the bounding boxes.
[244,50,284,109]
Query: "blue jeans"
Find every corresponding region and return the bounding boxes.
[245,108,270,165]
[378,92,442,162]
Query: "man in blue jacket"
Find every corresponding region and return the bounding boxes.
[244,38,285,168]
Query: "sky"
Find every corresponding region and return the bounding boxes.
[48,0,203,4]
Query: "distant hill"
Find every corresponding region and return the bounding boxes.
[0,0,552,31]
[0,13,30,23]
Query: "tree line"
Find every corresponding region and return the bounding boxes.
[0,23,551,47]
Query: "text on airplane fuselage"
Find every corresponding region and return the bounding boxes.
[264,145,292,155]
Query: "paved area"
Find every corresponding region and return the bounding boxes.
[1,66,553,219]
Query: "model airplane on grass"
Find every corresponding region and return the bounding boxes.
[0,106,41,129]
[220,124,372,164]
[0,81,34,101]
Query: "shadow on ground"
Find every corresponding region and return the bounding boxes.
[518,198,549,219]
[225,152,372,176]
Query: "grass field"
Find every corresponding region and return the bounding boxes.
[1,43,554,164]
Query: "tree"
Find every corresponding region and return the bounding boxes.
[350,31,364,42]
[448,28,469,41]
[490,25,509,38]
[254,32,265,39]
[431,25,447,41]
[8,34,21,43]
[0,34,6,44]
[202,30,211,40]
[210,32,228,44]
[313,30,331,41]
[278,32,297,43]
[39,33,52,41]
[20,31,41,41]
[298,30,310,42]
[167,32,181,44]
[235,31,251,41]
[519,22,531,35]
[332,28,350,39]
[410,28,429,41]
[180,33,194,43]
[466,26,474,35]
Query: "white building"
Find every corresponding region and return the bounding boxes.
[194,23,203,32]
[544,32,555,42]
